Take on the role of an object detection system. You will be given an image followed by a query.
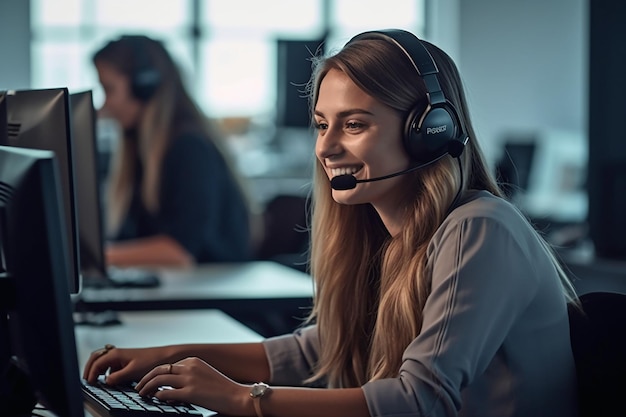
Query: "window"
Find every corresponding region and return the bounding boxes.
[30,0,425,119]
[31,0,192,107]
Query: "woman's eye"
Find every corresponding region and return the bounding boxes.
[346,122,364,130]
[315,122,328,130]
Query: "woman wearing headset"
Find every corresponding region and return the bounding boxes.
[93,35,252,267]
[84,29,579,416]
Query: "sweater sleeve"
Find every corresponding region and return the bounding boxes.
[362,215,541,417]
[262,325,323,386]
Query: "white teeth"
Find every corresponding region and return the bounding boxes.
[331,166,360,177]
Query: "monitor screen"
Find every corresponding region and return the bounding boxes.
[495,141,537,199]
[70,90,107,279]
[0,145,84,417]
[499,130,587,224]
[3,88,81,294]
[276,38,325,128]
[0,92,6,144]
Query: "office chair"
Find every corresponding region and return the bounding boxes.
[255,194,310,272]
[568,291,626,417]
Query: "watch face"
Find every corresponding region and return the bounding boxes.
[251,383,269,397]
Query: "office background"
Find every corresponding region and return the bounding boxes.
[0,0,587,227]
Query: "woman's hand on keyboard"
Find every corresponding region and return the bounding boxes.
[134,356,253,416]
[83,345,176,386]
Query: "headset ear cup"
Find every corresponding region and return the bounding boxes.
[420,106,456,143]
[122,35,162,102]
[131,68,161,101]
[404,105,457,164]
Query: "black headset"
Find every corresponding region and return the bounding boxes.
[346,29,468,165]
[120,35,162,102]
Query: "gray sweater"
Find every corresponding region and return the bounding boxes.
[262,190,578,417]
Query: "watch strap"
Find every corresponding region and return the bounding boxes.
[253,396,264,417]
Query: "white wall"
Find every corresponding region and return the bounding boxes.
[456,0,587,165]
[0,0,31,90]
[424,0,462,61]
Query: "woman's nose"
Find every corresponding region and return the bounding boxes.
[315,129,343,160]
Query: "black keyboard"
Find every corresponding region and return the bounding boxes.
[82,379,203,416]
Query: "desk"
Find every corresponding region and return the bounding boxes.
[75,261,314,336]
[565,258,626,295]
[557,245,626,295]
[75,309,264,370]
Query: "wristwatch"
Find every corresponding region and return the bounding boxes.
[250,382,271,417]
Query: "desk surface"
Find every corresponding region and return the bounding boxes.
[557,246,626,295]
[75,309,264,369]
[75,309,263,417]
[75,261,314,314]
[565,258,626,295]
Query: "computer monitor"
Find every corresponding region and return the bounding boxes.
[0,145,84,417]
[499,130,587,225]
[495,141,537,199]
[275,38,325,128]
[69,90,107,279]
[3,88,81,293]
[68,91,160,289]
[0,92,7,143]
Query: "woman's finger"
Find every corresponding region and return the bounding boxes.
[83,344,117,382]
[135,363,178,392]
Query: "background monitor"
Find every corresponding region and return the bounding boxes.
[0,92,6,144]
[495,140,537,199]
[68,91,160,290]
[70,90,107,279]
[496,129,587,225]
[0,145,84,417]
[2,88,81,293]
[69,91,160,289]
[275,37,325,128]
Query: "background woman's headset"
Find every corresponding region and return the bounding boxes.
[119,35,162,102]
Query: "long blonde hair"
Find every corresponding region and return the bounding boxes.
[305,33,577,388]
[93,35,249,236]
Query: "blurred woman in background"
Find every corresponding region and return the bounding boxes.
[93,34,253,267]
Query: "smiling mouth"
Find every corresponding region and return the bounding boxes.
[330,166,363,177]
